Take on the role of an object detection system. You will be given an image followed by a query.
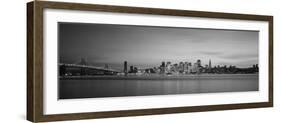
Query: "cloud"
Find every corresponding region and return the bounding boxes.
[199,51,224,56]
[219,53,258,60]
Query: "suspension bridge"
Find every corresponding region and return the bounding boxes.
[59,58,120,76]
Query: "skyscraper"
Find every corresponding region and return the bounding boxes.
[124,61,128,75]
[209,59,212,70]
[161,61,165,74]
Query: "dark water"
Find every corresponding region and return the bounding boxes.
[59,74,258,99]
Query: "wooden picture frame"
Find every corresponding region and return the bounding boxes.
[27,1,273,122]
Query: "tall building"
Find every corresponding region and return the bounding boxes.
[192,63,198,73]
[161,61,165,74]
[209,59,212,69]
[124,61,128,75]
[188,62,192,73]
[183,62,189,73]
[166,61,172,73]
[197,59,201,67]
[209,59,212,72]
[179,62,184,73]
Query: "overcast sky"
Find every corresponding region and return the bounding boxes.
[59,22,258,70]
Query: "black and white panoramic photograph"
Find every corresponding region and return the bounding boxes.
[58,22,259,99]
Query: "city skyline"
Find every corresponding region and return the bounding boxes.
[59,22,259,70]
[73,58,256,71]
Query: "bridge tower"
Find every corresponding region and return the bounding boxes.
[59,64,66,76]
[79,58,88,75]
[79,58,88,65]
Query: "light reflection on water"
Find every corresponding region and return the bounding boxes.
[59,74,258,99]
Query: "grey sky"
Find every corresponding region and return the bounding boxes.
[59,22,258,70]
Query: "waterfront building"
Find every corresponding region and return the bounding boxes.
[173,63,179,73]
[166,61,172,74]
[192,63,198,73]
[209,59,212,72]
[203,64,209,73]
[134,67,138,73]
[187,62,192,74]
[124,61,128,75]
[129,66,134,73]
[197,59,201,67]
[183,62,189,74]
[179,62,184,73]
[160,61,166,74]
[155,67,161,74]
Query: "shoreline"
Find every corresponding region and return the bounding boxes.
[60,74,258,80]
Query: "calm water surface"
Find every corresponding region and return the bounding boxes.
[59,74,258,99]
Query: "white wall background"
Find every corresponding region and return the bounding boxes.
[0,0,280,122]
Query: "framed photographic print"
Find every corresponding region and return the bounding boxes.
[27,0,273,122]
